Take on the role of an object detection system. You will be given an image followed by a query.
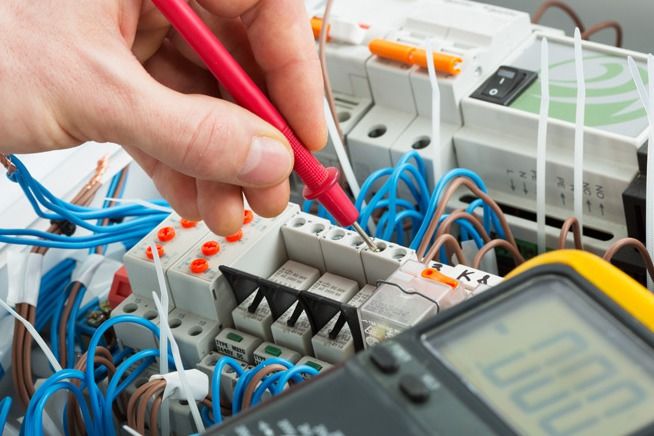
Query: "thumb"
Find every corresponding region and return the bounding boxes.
[98,75,294,188]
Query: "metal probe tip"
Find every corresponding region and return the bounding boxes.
[352,222,379,252]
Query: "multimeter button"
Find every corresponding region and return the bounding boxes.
[370,347,399,374]
[399,375,430,404]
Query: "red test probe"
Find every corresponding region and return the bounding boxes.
[150,0,377,251]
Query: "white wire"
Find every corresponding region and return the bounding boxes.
[573,28,585,249]
[537,37,550,254]
[152,293,205,433]
[104,198,173,214]
[150,243,170,436]
[122,425,142,436]
[323,98,360,197]
[0,298,62,372]
[647,54,654,290]
[425,38,442,180]
[627,57,650,119]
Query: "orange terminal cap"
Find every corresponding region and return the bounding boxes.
[311,17,330,40]
[421,268,459,288]
[226,229,243,243]
[146,244,164,260]
[243,210,254,225]
[157,226,176,242]
[180,218,198,228]
[368,39,462,76]
[201,240,220,256]
[190,258,209,274]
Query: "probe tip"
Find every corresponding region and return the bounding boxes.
[352,221,379,252]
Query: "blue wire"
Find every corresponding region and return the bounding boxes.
[232,358,294,416]
[211,356,245,424]
[66,285,88,368]
[0,397,12,435]
[270,366,319,395]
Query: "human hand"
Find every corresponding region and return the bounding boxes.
[0,0,326,235]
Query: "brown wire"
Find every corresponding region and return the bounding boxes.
[417,177,518,261]
[435,211,492,244]
[95,168,129,254]
[582,20,623,47]
[150,395,164,436]
[12,303,29,406]
[558,216,583,249]
[242,364,288,410]
[603,237,654,283]
[58,281,83,366]
[473,239,526,270]
[136,381,166,435]
[318,0,345,143]
[422,234,469,266]
[532,0,586,32]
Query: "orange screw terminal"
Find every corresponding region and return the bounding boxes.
[180,218,198,228]
[368,39,462,76]
[421,268,459,288]
[243,210,254,225]
[146,244,164,260]
[201,240,221,256]
[157,226,176,242]
[311,17,330,40]
[226,229,243,243]
[190,258,209,274]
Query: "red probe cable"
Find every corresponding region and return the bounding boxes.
[150,0,371,239]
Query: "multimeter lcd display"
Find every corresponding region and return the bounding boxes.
[425,277,654,436]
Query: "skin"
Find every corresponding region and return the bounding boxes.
[0,0,326,235]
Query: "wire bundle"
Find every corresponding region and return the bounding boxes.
[1,155,169,250]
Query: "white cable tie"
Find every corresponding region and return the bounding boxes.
[627,56,650,118]
[149,370,209,401]
[573,28,585,249]
[536,37,550,254]
[425,38,442,181]
[0,298,62,372]
[152,293,205,433]
[71,253,105,288]
[150,243,171,436]
[103,197,172,214]
[323,98,361,197]
[646,54,654,290]
[122,425,142,436]
[6,250,28,307]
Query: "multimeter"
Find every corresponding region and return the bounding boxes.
[208,251,654,436]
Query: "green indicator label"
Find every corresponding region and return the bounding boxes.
[305,361,323,371]
[265,345,282,357]
[227,332,243,343]
[509,40,649,138]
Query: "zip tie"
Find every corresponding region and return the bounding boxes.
[150,243,171,436]
[425,38,442,180]
[573,28,585,249]
[323,98,361,197]
[152,293,205,433]
[103,198,173,214]
[7,251,43,307]
[0,298,62,372]
[150,369,209,401]
[627,57,649,118]
[122,425,142,436]
[71,253,105,287]
[536,37,550,254]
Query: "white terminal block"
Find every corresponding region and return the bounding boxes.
[111,294,159,351]
[215,328,263,365]
[168,308,220,366]
[272,272,359,356]
[319,227,368,286]
[167,204,299,323]
[123,214,209,306]
[312,284,376,363]
[361,241,416,285]
[196,352,252,404]
[253,342,301,365]
[281,213,331,272]
[296,356,333,376]
[437,262,503,297]
[360,260,466,347]
[233,259,320,341]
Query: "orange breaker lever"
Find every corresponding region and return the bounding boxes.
[151,0,361,230]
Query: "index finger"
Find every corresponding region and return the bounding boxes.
[195,0,326,151]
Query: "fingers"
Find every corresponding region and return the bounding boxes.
[194,0,327,151]
[243,181,290,218]
[94,62,294,189]
[195,180,244,235]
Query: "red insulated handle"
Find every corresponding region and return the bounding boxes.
[151,0,358,226]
